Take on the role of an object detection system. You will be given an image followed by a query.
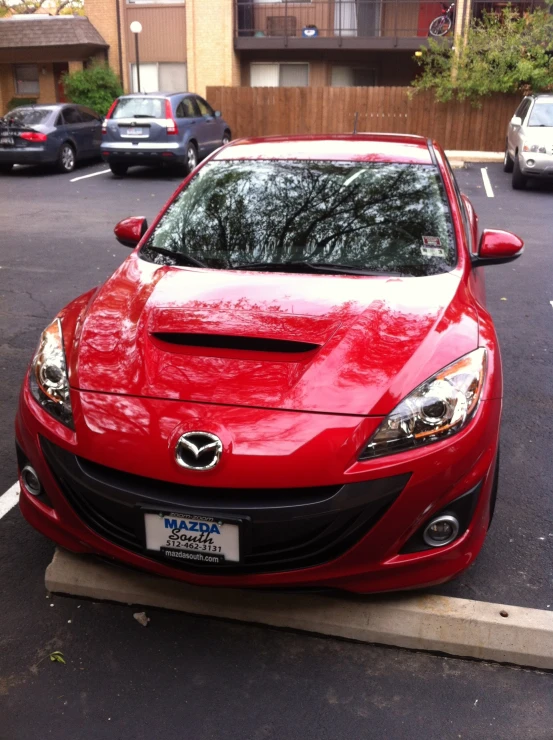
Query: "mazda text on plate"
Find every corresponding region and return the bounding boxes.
[15,134,523,593]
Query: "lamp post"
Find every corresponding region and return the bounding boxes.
[130,21,143,92]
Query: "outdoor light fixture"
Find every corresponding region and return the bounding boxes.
[130,20,143,92]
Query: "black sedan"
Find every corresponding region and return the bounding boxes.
[0,103,102,174]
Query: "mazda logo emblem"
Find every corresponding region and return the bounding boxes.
[175,432,223,471]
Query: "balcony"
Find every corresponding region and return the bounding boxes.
[235,0,444,50]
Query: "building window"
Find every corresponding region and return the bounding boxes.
[331,66,377,87]
[131,63,187,93]
[14,64,40,95]
[250,63,309,87]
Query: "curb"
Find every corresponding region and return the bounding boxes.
[46,549,553,670]
[445,151,504,163]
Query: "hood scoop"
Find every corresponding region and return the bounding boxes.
[148,308,341,360]
[152,333,319,354]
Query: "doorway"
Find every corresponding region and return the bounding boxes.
[53,62,69,103]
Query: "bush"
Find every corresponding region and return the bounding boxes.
[412,3,553,102]
[63,64,123,116]
[7,97,38,111]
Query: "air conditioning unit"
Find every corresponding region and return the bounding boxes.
[267,16,297,36]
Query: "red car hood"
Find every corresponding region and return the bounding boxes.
[72,256,479,417]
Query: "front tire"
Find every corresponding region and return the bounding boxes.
[512,154,527,190]
[109,163,128,177]
[503,143,514,173]
[0,163,13,174]
[57,143,75,173]
[429,15,452,36]
[222,131,231,146]
[185,142,198,175]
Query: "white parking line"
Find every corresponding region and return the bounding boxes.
[481,167,495,198]
[0,482,20,520]
[70,169,110,183]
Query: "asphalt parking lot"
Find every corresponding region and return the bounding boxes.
[1,159,552,738]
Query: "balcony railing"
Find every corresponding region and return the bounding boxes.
[235,0,445,45]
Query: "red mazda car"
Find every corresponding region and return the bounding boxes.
[16,135,523,593]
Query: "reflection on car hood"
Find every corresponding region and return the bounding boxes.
[71,256,479,416]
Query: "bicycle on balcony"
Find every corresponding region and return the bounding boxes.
[429,3,455,36]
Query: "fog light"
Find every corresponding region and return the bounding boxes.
[21,465,41,496]
[422,514,459,547]
[527,159,535,167]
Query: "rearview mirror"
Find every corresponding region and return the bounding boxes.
[472,229,524,267]
[114,216,148,248]
[214,110,222,118]
[511,116,522,127]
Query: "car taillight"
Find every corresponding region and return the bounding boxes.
[102,99,118,134]
[20,132,47,142]
[165,99,178,135]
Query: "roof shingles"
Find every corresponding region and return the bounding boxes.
[0,16,108,49]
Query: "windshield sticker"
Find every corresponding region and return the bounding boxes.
[422,236,442,247]
[421,246,446,258]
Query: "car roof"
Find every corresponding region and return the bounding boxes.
[117,92,190,99]
[214,134,433,164]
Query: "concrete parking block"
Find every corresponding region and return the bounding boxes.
[46,549,553,670]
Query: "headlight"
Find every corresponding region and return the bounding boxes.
[360,349,486,460]
[522,143,547,154]
[29,318,74,429]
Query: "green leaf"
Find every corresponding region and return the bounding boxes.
[49,651,66,664]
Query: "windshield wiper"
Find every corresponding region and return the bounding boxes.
[232,261,402,276]
[142,246,207,267]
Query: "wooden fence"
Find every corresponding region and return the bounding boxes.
[206,87,520,152]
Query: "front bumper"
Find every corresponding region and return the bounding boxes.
[16,382,501,593]
[520,152,553,177]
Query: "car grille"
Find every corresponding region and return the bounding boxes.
[41,437,409,575]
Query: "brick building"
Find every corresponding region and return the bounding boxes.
[0,0,511,112]
[84,0,473,98]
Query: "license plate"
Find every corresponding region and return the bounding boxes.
[0,136,14,146]
[127,127,143,135]
[144,511,240,564]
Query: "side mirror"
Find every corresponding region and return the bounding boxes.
[472,229,524,267]
[214,110,222,118]
[511,116,522,127]
[114,216,148,248]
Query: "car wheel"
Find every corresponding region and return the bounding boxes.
[57,143,76,173]
[222,131,231,146]
[503,143,514,173]
[0,163,13,174]
[185,142,198,174]
[488,448,500,529]
[511,154,527,190]
[110,163,128,178]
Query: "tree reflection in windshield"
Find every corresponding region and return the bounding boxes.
[143,160,456,276]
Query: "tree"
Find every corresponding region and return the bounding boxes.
[63,64,123,117]
[0,0,83,17]
[411,3,553,102]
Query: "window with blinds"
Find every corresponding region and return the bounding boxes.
[131,63,187,93]
[250,63,309,87]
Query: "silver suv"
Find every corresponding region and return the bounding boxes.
[504,94,553,189]
[101,92,231,177]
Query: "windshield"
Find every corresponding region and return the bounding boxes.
[112,97,165,119]
[141,160,456,277]
[3,108,53,126]
[528,102,553,127]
